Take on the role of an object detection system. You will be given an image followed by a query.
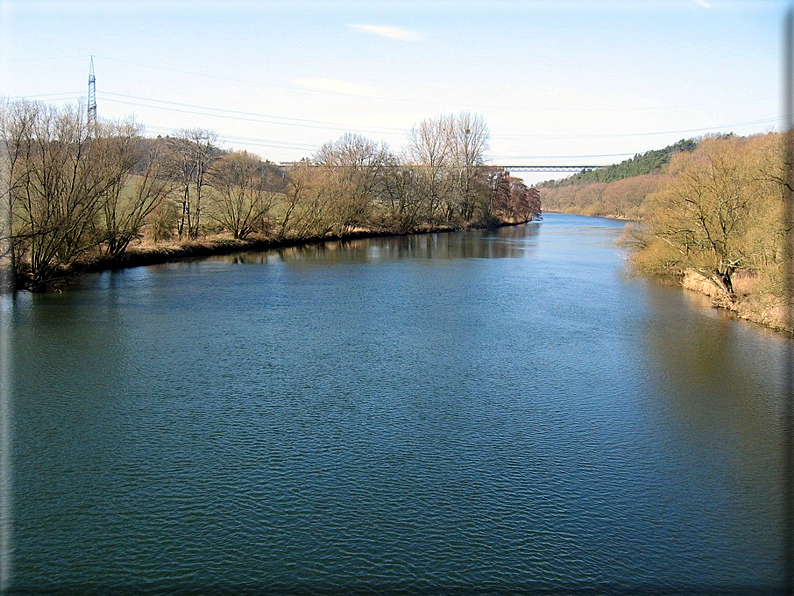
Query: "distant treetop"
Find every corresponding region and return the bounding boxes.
[539,137,702,188]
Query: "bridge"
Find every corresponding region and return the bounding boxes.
[277,162,607,172]
[497,165,606,172]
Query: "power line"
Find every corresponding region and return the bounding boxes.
[6,87,783,163]
[7,91,84,101]
[89,55,774,114]
[489,152,636,161]
[100,91,407,135]
[494,116,785,140]
[98,91,783,142]
[142,125,318,152]
[5,80,784,163]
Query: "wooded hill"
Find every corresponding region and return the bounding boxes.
[539,138,699,189]
[545,131,792,333]
[538,137,707,219]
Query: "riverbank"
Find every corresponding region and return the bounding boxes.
[13,219,532,292]
[678,269,792,335]
[542,208,634,222]
[549,201,794,337]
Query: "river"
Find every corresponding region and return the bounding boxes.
[3,213,790,594]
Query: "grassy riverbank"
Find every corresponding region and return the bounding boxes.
[621,133,792,337]
[542,208,635,222]
[540,133,793,337]
[20,219,531,291]
[2,102,543,293]
[670,269,791,334]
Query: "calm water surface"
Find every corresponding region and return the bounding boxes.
[5,213,790,594]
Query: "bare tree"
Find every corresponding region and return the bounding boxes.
[167,128,218,240]
[11,102,117,287]
[209,151,277,239]
[407,114,454,221]
[407,113,489,223]
[314,133,393,234]
[94,119,141,257]
[449,112,490,222]
[279,163,338,240]
[644,136,763,295]
[100,127,175,257]
[0,99,39,291]
[380,160,425,233]
[276,164,305,240]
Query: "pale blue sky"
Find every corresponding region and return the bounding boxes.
[0,0,788,183]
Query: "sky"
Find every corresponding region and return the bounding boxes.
[0,0,789,184]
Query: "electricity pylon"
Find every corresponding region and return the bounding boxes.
[87,55,97,133]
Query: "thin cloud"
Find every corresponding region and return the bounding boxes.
[693,0,712,7]
[294,78,378,97]
[348,24,420,42]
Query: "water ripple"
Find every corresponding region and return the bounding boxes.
[9,215,787,595]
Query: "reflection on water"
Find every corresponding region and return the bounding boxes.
[7,213,789,594]
[206,223,542,266]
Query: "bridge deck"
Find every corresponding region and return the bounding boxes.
[276,163,606,172]
[498,165,605,172]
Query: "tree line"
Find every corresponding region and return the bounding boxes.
[538,138,705,219]
[538,135,772,221]
[0,101,540,291]
[626,133,787,302]
[540,138,699,189]
[533,129,793,330]
[541,130,791,329]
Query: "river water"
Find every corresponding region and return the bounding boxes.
[3,213,790,594]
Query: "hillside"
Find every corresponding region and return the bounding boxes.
[538,137,706,219]
[539,138,700,189]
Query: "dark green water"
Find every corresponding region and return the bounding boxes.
[3,213,790,594]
